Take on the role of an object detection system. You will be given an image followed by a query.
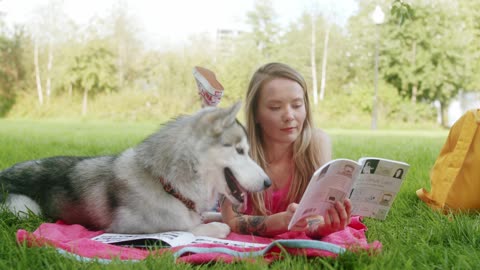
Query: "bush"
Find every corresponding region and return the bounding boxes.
[311,81,438,129]
[0,92,15,117]
[5,82,439,130]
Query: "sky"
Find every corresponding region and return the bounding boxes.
[0,0,358,48]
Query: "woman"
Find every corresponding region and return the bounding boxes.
[197,62,351,238]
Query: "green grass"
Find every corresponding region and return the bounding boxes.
[1,119,479,269]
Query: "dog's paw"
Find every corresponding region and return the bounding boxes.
[200,211,223,223]
[190,222,231,238]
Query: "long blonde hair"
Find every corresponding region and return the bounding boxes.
[245,62,327,215]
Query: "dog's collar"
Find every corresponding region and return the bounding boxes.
[158,177,196,211]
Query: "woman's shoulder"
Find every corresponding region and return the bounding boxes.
[312,128,331,144]
[311,128,332,164]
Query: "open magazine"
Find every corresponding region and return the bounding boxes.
[91,231,267,248]
[288,157,409,230]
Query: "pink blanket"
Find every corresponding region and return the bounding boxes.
[16,216,381,264]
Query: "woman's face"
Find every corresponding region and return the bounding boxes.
[256,77,307,145]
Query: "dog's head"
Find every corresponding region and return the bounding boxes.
[197,102,271,207]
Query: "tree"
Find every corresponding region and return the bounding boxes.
[107,2,143,90]
[279,12,348,102]
[457,1,480,92]
[29,0,69,105]
[310,4,319,104]
[390,0,414,26]
[319,23,331,102]
[245,0,280,58]
[0,7,28,117]
[69,40,117,116]
[33,35,43,105]
[381,1,475,126]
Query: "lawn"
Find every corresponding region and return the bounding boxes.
[1,119,479,269]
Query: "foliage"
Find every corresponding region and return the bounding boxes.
[312,81,437,129]
[347,0,480,127]
[68,40,117,96]
[245,0,280,58]
[383,2,467,104]
[0,26,27,116]
[390,0,414,25]
[457,1,480,91]
[0,0,478,128]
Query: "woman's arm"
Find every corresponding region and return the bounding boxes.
[313,128,332,165]
[220,198,296,237]
[221,197,351,238]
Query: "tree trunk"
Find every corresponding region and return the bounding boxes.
[311,13,318,105]
[82,87,88,116]
[46,37,54,103]
[34,38,43,106]
[411,40,417,104]
[319,25,331,101]
[412,84,418,103]
[68,82,72,98]
[117,42,125,90]
[439,101,447,127]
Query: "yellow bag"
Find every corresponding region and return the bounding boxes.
[416,109,480,212]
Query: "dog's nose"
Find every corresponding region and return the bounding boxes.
[264,178,272,188]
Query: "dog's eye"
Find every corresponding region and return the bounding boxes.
[236,148,244,155]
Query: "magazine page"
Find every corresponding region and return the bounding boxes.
[287,159,361,230]
[349,157,410,220]
[92,231,268,248]
[190,236,267,248]
[91,231,196,247]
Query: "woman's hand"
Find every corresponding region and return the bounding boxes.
[284,203,309,231]
[308,199,352,237]
[287,199,352,238]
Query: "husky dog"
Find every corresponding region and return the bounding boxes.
[0,102,271,238]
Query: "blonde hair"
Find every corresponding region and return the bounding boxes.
[245,62,327,215]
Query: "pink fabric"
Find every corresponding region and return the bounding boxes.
[244,187,290,215]
[244,175,292,215]
[16,217,381,264]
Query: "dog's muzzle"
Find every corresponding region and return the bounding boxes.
[224,168,246,204]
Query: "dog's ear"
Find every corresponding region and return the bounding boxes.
[222,101,242,127]
[205,101,242,136]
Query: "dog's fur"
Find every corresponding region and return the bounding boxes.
[0,102,271,238]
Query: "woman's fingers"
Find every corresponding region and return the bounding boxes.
[293,199,354,236]
[286,203,298,215]
[328,206,341,230]
[323,208,331,228]
[324,200,352,232]
[285,203,303,230]
[344,198,352,213]
[334,201,348,228]
[343,198,352,225]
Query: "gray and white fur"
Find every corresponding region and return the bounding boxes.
[0,102,271,238]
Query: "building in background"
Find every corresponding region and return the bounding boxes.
[446,91,480,127]
[215,28,243,57]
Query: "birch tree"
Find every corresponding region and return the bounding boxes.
[319,24,330,101]
[31,0,65,105]
[33,36,43,105]
[310,6,318,104]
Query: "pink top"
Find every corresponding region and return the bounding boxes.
[243,176,293,215]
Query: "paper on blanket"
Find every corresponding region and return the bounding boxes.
[91,230,267,248]
[288,157,409,230]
